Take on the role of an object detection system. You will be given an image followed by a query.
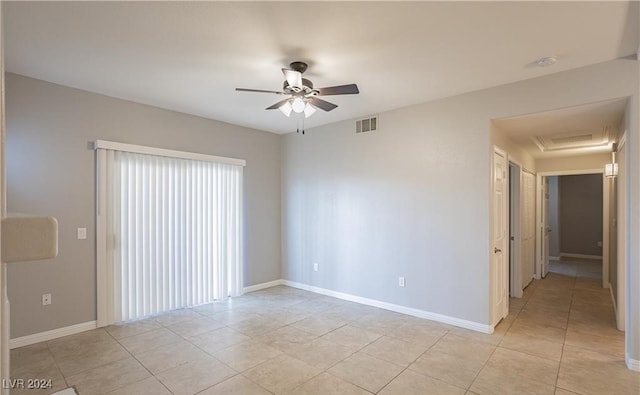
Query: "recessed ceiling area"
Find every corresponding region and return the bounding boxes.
[493,98,628,158]
[4,1,638,134]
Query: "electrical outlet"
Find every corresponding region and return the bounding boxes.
[399,277,405,287]
[42,293,52,306]
[597,241,603,247]
[313,263,319,272]
[77,227,87,240]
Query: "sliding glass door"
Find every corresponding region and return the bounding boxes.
[96,141,244,325]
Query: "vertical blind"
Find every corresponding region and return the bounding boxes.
[96,141,244,325]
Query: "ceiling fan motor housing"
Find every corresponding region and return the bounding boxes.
[289,61,308,73]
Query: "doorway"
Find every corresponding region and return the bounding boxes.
[492,97,630,367]
[536,170,608,283]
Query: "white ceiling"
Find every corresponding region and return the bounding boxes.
[493,98,628,159]
[4,1,638,134]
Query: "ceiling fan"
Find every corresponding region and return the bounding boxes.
[236,61,359,118]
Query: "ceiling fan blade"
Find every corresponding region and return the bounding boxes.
[266,99,290,110]
[236,88,284,95]
[317,84,360,96]
[282,68,303,89]
[309,97,338,112]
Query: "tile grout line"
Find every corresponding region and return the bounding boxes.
[44,340,71,392]
[374,329,465,394]
[173,318,266,395]
[465,338,502,393]
[554,271,578,390]
[106,324,180,394]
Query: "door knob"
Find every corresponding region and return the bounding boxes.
[494,247,502,253]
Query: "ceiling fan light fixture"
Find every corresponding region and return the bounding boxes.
[304,103,317,118]
[279,101,293,117]
[283,69,303,89]
[291,97,306,113]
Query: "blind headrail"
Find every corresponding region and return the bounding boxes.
[93,140,246,167]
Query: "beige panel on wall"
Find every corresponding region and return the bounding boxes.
[1,216,57,263]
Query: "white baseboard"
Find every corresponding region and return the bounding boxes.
[559,253,602,260]
[626,355,640,372]
[10,321,97,349]
[243,279,285,294]
[283,280,493,334]
[549,256,560,261]
[8,278,495,349]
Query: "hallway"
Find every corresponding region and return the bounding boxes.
[504,258,638,394]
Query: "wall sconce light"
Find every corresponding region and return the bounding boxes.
[605,143,618,178]
[605,163,618,178]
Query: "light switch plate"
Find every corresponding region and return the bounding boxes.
[77,227,87,240]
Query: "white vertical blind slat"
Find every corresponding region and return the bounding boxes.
[111,150,121,323]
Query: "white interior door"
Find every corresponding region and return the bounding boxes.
[541,176,550,277]
[492,150,508,323]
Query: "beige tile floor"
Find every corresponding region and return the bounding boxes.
[10,259,640,394]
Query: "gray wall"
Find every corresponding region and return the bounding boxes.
[559,174,603,256]
[5,73,282,338]
[548,176,560,257]
[283,59,638,327]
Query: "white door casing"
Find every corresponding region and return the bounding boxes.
[492,148,508,324]
[521,171,536,288]
[509,162,522,298]
[616,135,626,331]
[541,177,550,278]
[0,1,8,391]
